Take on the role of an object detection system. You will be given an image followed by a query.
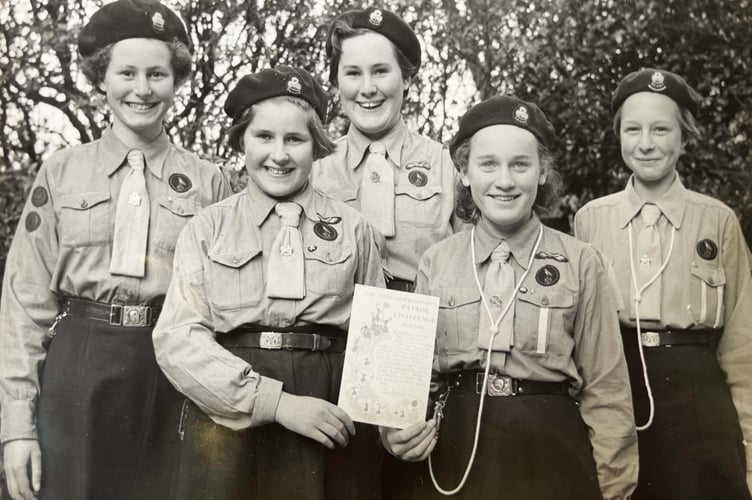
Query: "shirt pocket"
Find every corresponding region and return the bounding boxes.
[206,247,263,310]
[689,265,726,328]
[58,191,111,247]
[155,196,199,251]
[516,289,576,359]
[395,182,443,228]
[437,286,481,355]
[304,243,354,297]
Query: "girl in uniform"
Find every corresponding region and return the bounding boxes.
[0,0,230,498]
[574,68,752,499]
[382,95,638,500]
[312,6,462,292]
[152,66,385,500]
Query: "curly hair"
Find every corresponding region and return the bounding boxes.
[451,136,562,224]
[80,38,192,89]
[226,95,336,161]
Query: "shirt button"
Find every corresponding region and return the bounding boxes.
[325,253,333,262]
[80,200,88,208]
[448,297,456,307]
[708,278,715,285]
[519,287,528,293]
[541,297,549,306]
[232,257,239,264]
[307,245,317,252]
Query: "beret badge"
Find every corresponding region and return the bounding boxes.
[514,105,529,125]
[287,76,302,95]
[649,71,666,92]
[369,9,384,26]
[151,12,166,34]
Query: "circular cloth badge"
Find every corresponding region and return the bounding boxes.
[696,239,718,260]
[31,186,49,207]
[314,222,338,241]
[25,211,41,232]
[535,265,560,286]
[408,170,428,187]
[169,174,192,193]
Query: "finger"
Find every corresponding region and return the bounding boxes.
[389,421,428,445]
[9,466,33,500]
[329,406,356,436]
[395,420,435,450]
[320,421,349,448]
[31,446,42,493]
[416,432,438,461]
[310,429,335,450]
[404,428,438,461]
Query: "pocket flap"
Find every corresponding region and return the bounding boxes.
[518,289,574,309]
[439,287,480,308]
[395,183,442,201]
[305,243,352,265]
[158,196,198,217]
[691,265,726,287]
[208,247,262,268]
[315,184,358,203]
[59,191,110,210]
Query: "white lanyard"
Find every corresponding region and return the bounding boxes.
[430,223,543,496]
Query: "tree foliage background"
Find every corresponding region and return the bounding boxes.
[1,0,751,278]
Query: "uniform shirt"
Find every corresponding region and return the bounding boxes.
[574,173,752,480]
[312,119,461,282]
[0,128,231,443]
[416,215,638,500]
[152,180,385,431]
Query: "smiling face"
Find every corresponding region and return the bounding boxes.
[336,32,407,140]
[619,92,683,198]
[461,125,546,236]
[243,98,314,199]
[102,38,175,144]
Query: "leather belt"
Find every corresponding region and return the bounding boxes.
[621,327,719,348]
[386,278,414,292]
[219,325,347,352]
[63,298,160,327]
[445,370,570,397]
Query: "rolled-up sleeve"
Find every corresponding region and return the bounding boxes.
[574,246,638,499]
[152,216,282,431]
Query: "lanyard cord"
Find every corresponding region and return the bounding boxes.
[627,221,676,431]
[429,223,544,496]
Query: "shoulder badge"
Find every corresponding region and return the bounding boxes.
[169,173,192,193]
[25,211,41,232]
[696,239,718,260]
[31,186,48,207]
[535,265,559,286]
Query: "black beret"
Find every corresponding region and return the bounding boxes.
[326,6,421,79]
[224,66,329,123]
[611,68,700,115]
[449,95,556,157]
[78,0,190,57]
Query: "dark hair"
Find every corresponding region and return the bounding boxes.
[80,38,192,89]
[612,102,700,145]
[327,20,419,89]
[226,95,336,160]
[451,136,562,224]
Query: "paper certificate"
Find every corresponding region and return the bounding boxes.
[338,284,439,429]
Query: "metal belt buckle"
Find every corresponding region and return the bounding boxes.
[477,373,514,396]
[259,332,283,349]
[641,331,661,347]
[122,306,149,327]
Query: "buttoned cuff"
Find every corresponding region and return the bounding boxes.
[0,399,37,443]
[250,375,283,427]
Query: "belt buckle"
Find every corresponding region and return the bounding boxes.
[122,306,149,327]
[476,373,514,397]
[641,331,661,347]
[259,332,283,349]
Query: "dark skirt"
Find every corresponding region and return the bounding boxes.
[383,388,601,500]
[622,333,750,500]
[167,347,381,500]
[38,314,182,500]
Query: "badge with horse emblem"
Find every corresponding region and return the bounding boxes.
[535,265,559,286]
[696,239,718,260]
[169,173,192,193]
[25,211,41,232]
[408,170,428,187]
[314,213,341,241]
[31,186,48,207]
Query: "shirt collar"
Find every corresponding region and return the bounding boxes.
[473,214,541,270]
[244,179,317,226]
[618,174,687,229]
[102,127,170,179]
[345,118,408,170]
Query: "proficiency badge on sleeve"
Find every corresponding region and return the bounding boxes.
[696,239,718,260]
[25,211,41,232]
[31,186,49,207]
[535,265,559,286]
[169,173,192,193]
[408,170,428,187]
[314,213,341,241]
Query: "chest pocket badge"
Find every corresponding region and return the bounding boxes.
[169,174,192,193]
[314,213,341,241]
[535,265,560,286]
[696,239,718,260]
